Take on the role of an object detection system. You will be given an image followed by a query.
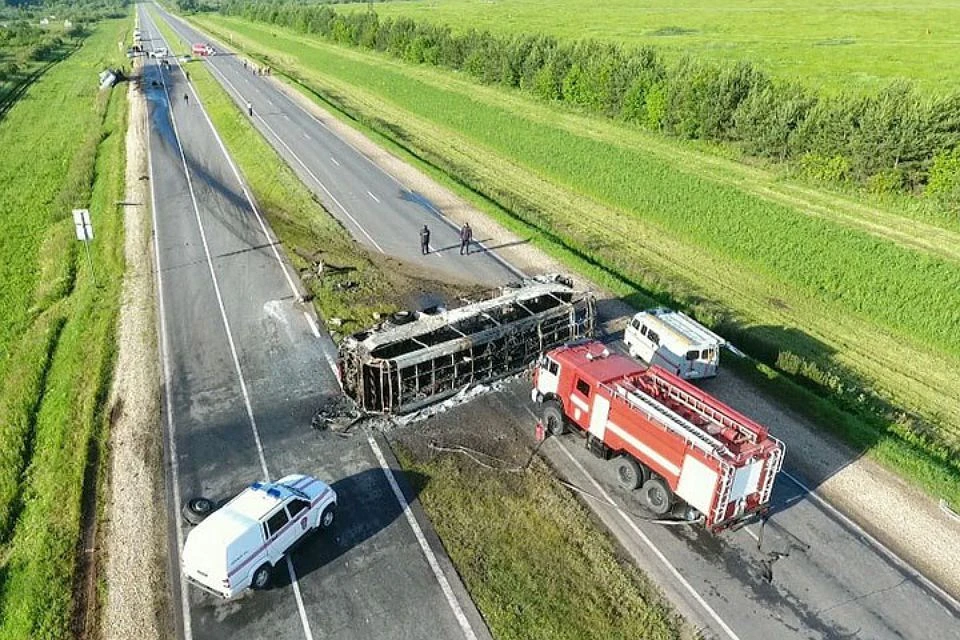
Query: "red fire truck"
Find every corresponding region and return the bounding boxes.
[532,341,784,531]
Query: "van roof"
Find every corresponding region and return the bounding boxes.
[637,308,725,349]
[225,481,298,522]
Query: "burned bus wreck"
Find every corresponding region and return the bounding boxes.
[339,275,596,414]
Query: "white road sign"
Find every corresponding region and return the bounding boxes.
[73,209,93,241]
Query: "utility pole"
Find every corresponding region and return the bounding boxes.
[73,208,97,287]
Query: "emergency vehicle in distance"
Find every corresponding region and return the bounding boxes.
[623,307,728,380]
[181,474,337,598]
[532,341,783,531]
[191,42,215,57]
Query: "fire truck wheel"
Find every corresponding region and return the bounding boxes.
[615,457,645,490]
[541,401,566,436]
[640,478,673,516]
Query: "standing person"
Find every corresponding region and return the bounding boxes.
[459,222,473,255]
[242,59,247,69]
[247,101,253,117]
[183,92,189,105]
[184,69,190,81]
[420,224,431,255]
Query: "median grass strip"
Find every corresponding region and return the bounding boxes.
[189,15,960,509]
[0,16,129,639]
[395,447,684,640]
[152,11,687,636]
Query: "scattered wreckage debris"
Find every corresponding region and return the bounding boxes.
[338,274,596,414]
[311,395,362,433]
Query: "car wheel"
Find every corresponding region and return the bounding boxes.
[251,564,272,590]
[640,478,673,516]
[541,400,566,436]
[318,505,336,531]
[182,497,215,525]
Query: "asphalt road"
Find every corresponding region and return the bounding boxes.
[139,7,490,640]
[156,7,519,288]
[147,6,960,640]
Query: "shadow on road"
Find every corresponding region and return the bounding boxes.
[275,466,429,588]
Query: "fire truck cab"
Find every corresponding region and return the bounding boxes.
[532,341,783,531]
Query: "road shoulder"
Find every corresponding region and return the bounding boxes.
[101,69,169,640]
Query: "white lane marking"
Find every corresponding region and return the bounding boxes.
[199,56,386,254]
[146,55,193,640]
[551,435,743,640]
[329,156,339,166]
[303,312,320,338]
[367,436,479,640]
[367,190,380,203]
[287,556,315,640]
[150,10,319,640]
[303,132,310,140]
[781,470,960,613]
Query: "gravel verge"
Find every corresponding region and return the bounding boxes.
[101,72,169,640]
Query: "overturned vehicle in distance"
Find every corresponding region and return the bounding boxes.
[339,275,596,414]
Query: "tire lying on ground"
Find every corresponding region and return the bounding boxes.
[182,497,216,525]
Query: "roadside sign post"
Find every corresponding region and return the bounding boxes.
[73,208,97,287]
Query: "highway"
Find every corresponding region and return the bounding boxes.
[138,6,489,640]
[147,5,960,640]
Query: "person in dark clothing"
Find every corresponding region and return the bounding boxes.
[420,225,431,255]
[247,101,253,117]
[183,92,189,105]
[459,222,473,255]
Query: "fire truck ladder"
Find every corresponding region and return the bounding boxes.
[611,382,729,457]
[711,462,735,526]
[758,439,783,505]
[651,373,764,445]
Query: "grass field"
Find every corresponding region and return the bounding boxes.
[396,447,683,640]
[152,10,686,636]
[192,14,960,507]
[0,15,129,640]
[340,0,960,93]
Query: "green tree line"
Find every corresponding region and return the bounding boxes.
[219,1,960,208]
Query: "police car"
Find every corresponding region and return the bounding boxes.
[181,474,337,598]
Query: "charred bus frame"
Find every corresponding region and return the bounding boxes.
[339,277,595,414]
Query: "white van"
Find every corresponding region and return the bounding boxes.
[181,474,337,598]
[623,308,727,379]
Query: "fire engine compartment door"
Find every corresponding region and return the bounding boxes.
[729,459,764,502]
[588,394,610,439]
[676,455,719,516]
